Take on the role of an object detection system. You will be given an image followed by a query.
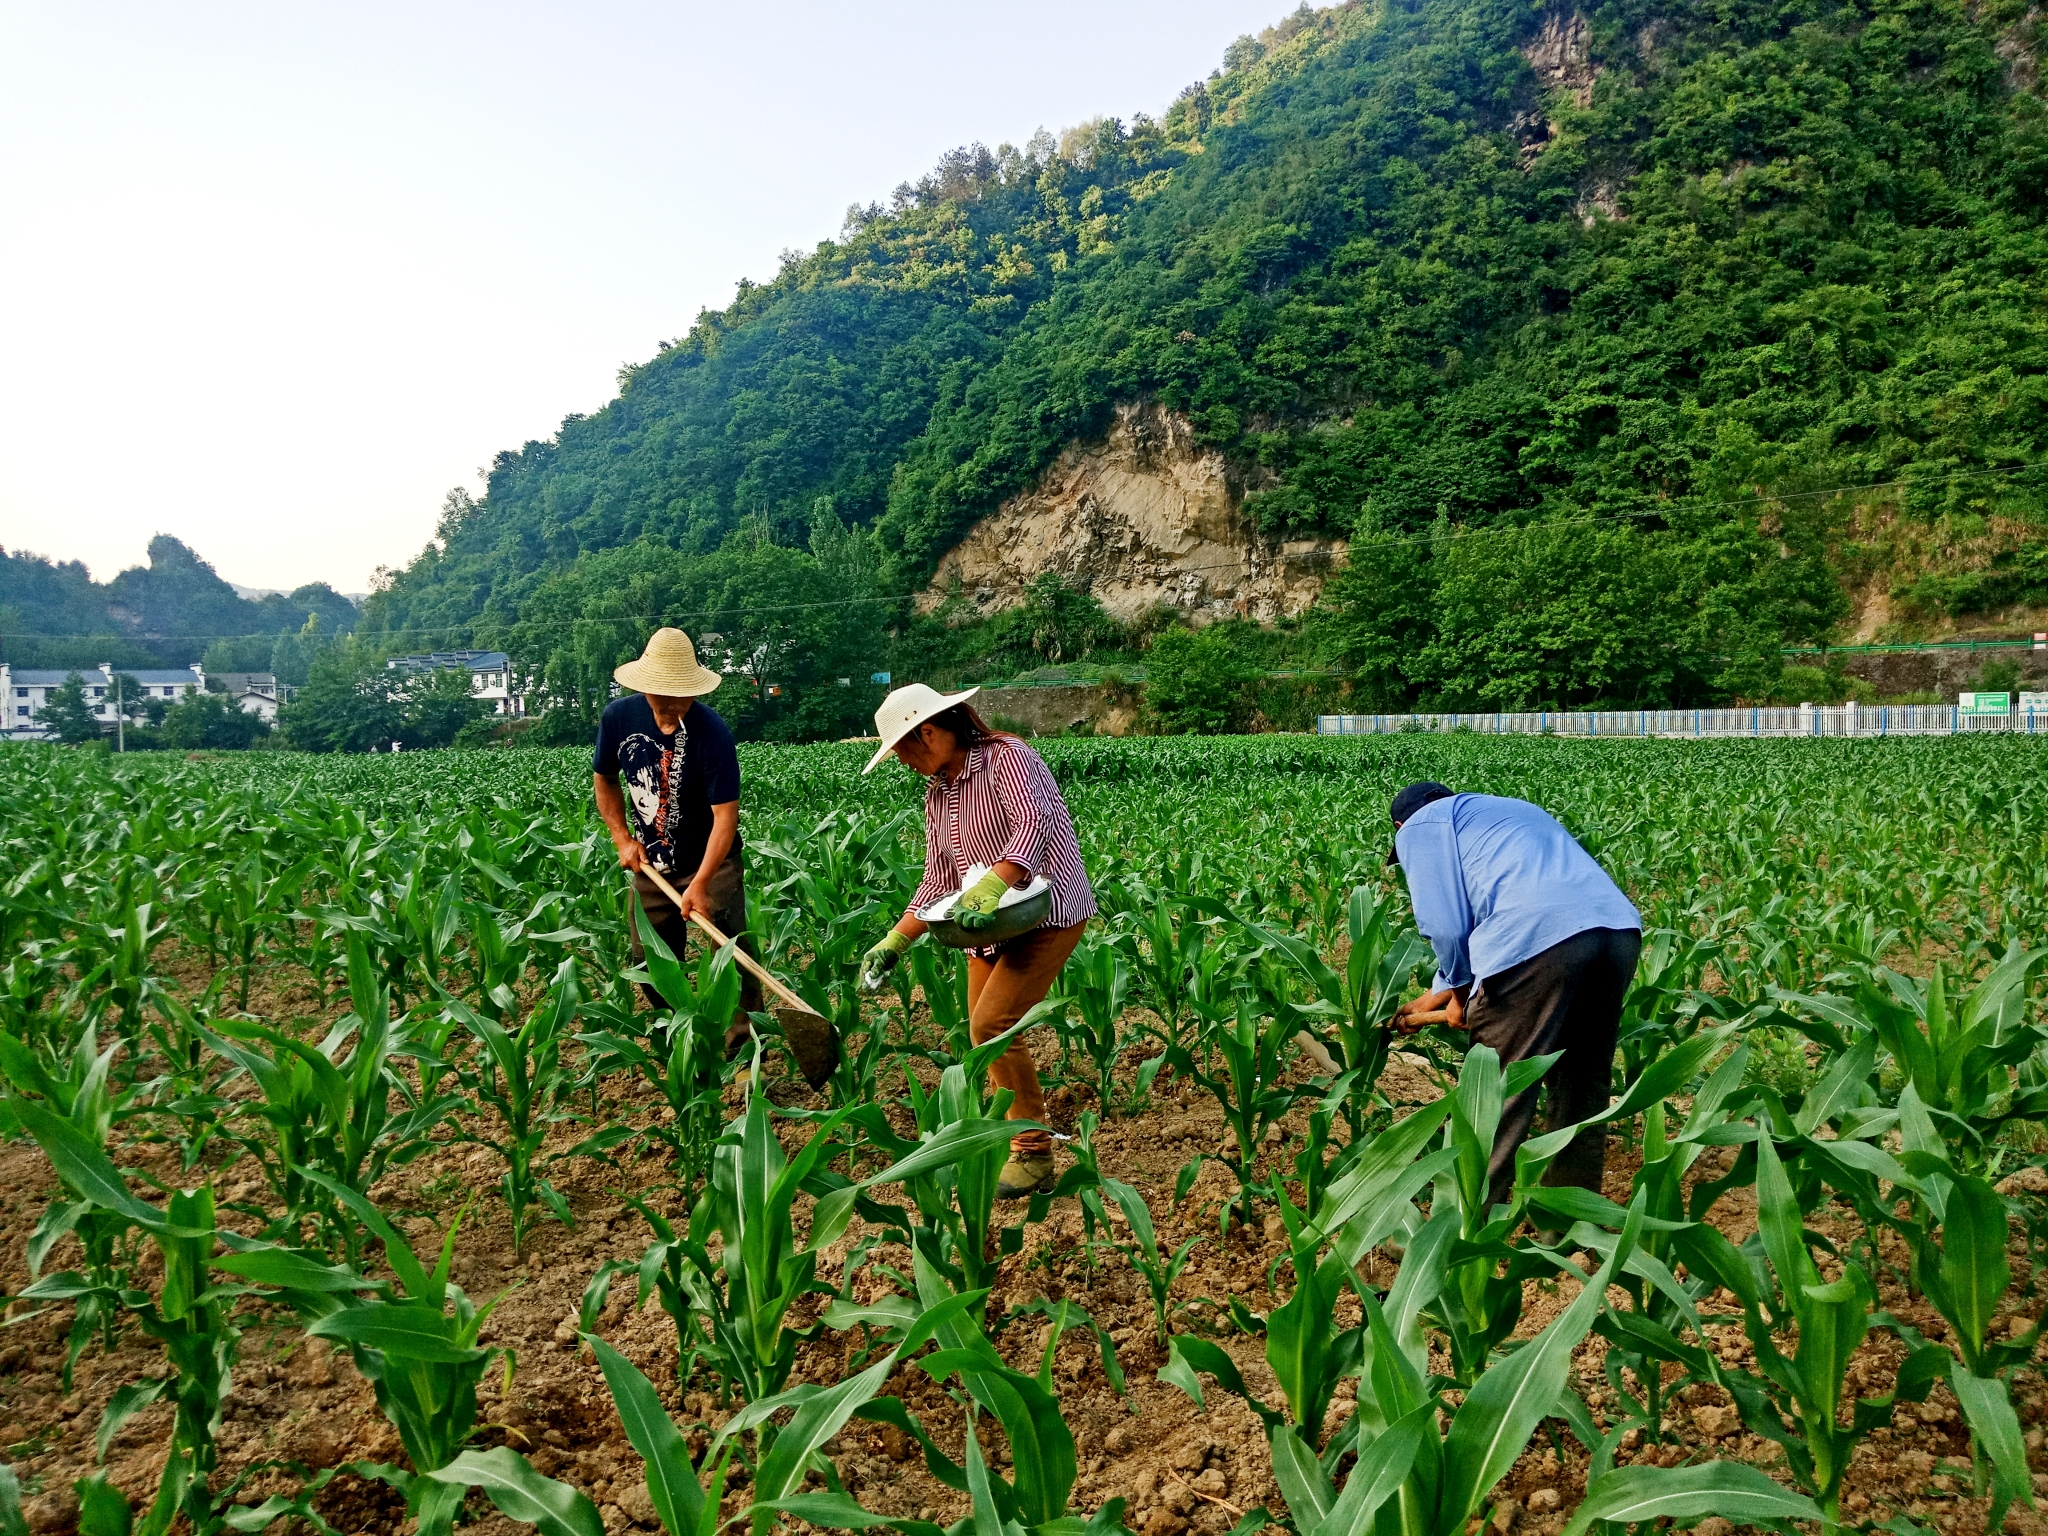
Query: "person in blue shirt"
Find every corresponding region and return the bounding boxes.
[1387,781,1641,1206]
[592,628,762,1043]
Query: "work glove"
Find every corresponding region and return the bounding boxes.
[952,869,1014,933]
[861,929,913,991]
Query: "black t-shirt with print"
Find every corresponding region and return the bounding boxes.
[592,696,742,875]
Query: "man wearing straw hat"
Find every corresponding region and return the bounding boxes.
[593,628,762,1043]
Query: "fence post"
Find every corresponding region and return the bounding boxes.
[1694,709,1700,737]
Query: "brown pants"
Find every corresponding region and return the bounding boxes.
[967,921,1086,1158]
[629,853,764,1045]
[1468,926,1642,1209]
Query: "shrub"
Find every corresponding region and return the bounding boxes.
[1143,625,1254,734]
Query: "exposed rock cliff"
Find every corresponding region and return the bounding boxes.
[919,403,1345,626]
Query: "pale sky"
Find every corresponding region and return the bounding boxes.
[0,1,1286,594]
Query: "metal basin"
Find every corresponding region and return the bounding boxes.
[919,878,1052,949]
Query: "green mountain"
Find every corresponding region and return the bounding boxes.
[361,0,2048,719]
[0,536,358,675]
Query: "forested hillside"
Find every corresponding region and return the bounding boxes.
[360,0,2048,726]
[0,537,358,677]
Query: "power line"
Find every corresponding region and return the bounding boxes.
[4,459,2040,645]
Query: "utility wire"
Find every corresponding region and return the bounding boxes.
[5,459,2040,645]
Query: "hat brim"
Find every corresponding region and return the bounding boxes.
[613,659,723,697]
[862,685,980,773]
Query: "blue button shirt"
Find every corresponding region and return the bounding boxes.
[1394,793,1640,992]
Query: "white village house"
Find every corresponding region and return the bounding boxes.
[208,672,283,722]
[384,651,524,716]
[1,663,207,740]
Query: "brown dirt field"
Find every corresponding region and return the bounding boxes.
[6,959,2048,1536]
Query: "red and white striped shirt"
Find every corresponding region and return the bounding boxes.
[911,736,1096,938]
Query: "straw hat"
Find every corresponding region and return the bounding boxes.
[863,682,981,773]
[613,628,723,698]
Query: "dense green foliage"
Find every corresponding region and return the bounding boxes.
[0,536,358,671]
[353,0,2048,713]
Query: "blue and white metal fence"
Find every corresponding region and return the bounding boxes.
[1316,704,2045,738]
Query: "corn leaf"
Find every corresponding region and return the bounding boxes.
[1559,1462,1821,1536]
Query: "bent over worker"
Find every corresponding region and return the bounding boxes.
[592,627,762,1046]
[1388,780,1640,1207]
[858,684,1097,1199]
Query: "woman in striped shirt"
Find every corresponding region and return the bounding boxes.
[861,684,1097,1197]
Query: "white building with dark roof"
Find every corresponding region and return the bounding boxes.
[2,663,204,739]
[384,651,523,716]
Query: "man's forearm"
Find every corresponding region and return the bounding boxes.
[689,802,739,889]
[593,775,635,846]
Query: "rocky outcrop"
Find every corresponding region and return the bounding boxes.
[919,403,1344,626]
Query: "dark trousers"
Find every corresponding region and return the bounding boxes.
[629,853,764,1045]
[1467,926,1642,1210]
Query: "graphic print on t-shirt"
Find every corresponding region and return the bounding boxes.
[616,725,687,870]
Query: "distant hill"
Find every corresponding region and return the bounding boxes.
[0,536,358,673]
[344,0,2048,710]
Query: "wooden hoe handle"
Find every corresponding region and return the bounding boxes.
[636,865,818,1016]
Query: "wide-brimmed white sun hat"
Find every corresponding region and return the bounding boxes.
[613,628,723,698]
[863,683,981,773]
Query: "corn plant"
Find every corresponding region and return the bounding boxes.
[446,954,586,1257]
[571,918,739,1196]
[813,1027,1063,1316]
[294,1175,596,1536]
[0,1023,144,1378]
[9,1097,361,1536]
[1163,993,1315,1234]
[1090,1173,1200,1349]
[198,935,461,1263]
[1240,885,1435,1136]
[1881,1085,2041,1524]
[1176,1185,1651,1536]
[1689,1134,1950,1536]
[583,1281,978,1536]
[1776,942,2048,1171]
[1039,929,1137,1113]
[904,940,971,1058]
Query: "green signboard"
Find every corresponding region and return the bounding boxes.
[1958,691,2012,716]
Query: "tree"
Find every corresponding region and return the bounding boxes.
[39,672,105,745]
[279,639,403,753]
[1143,625,1254,734]
[400,665,488,749]
[160,691,269,751]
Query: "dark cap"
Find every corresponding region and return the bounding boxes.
[1386,781,1454,865]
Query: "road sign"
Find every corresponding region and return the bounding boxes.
[1959,691,2012,716]
[2020,692,2048,713]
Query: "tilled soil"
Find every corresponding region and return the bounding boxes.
[6,954,2048,1536]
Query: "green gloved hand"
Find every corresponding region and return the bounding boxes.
[952,869,1014,932]
[861,929,913,989]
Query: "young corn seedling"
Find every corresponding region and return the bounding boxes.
[1693,1133,1949,1536]
[199,933,461,1264]
[447,953,587,1257]
[1175,1163,1655,1536]
[1776,942,2048,1173]
[295,1174,598,1536]
[571,917,740,1197]
[583,1276,992,1536]
[817,1024,1070,1316]
[10,1096,362,1536]
[0,1022,142,1378]
[1882,1084,2041,1525]
[1091,1173,1200,1349]
[1039,929,1137,1113]
[904,940,971,1059]
[1240,884,1435,1138]
[1165,995,1309,1235]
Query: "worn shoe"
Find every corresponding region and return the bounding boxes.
[996,1154,1057,1199]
